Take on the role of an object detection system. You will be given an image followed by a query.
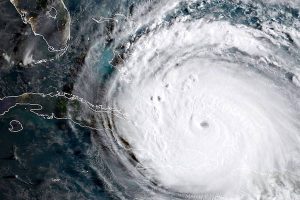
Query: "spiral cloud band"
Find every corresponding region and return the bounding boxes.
[74,0,300,199]
[105,18,300,198]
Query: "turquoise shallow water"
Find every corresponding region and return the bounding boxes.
[1,0,300,199]
[0,0,121,199]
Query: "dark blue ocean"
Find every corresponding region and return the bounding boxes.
[1,0,300,199]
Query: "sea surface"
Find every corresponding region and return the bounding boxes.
[1,0,300,199]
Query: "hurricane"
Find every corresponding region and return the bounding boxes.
[64,0,300,199]
[1,0,300,199]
